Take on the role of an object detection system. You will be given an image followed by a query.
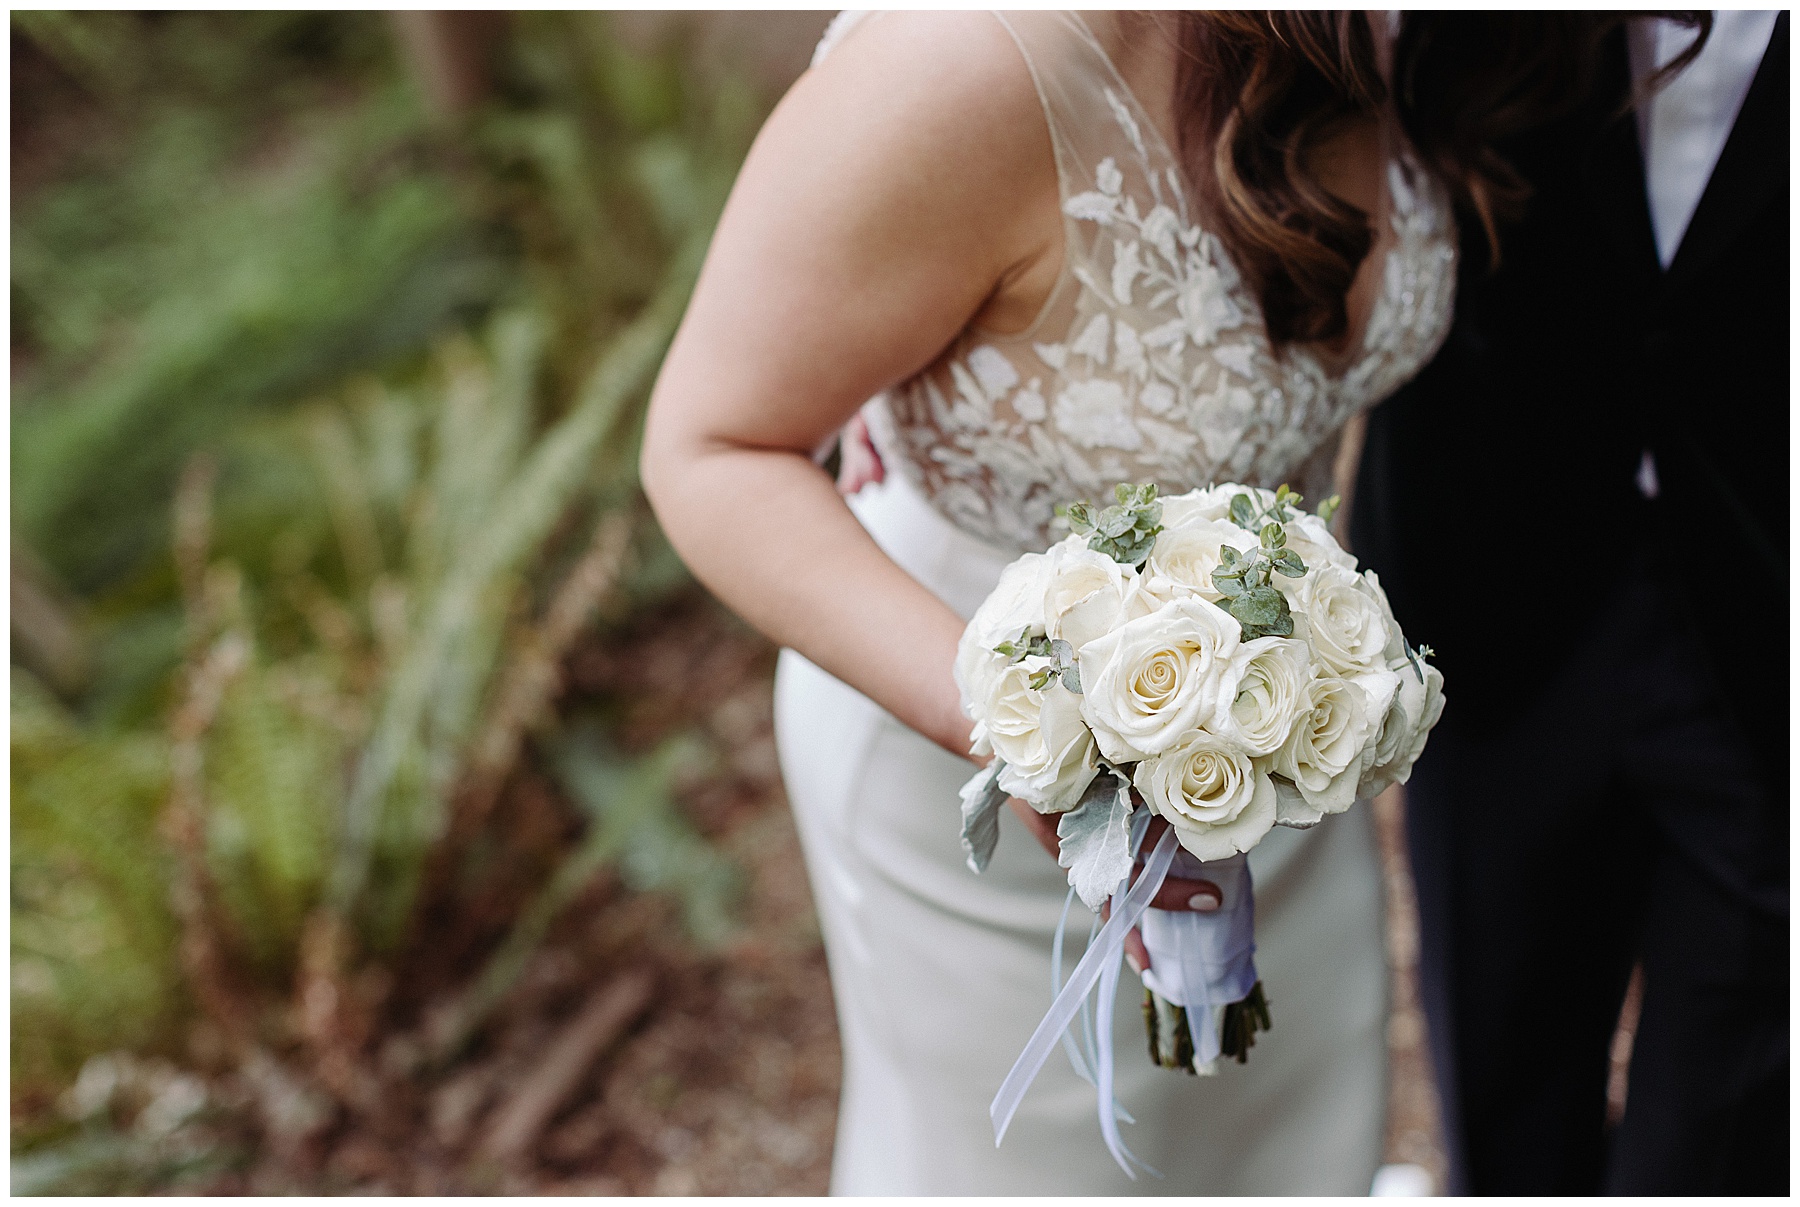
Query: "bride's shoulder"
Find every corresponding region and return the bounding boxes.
[797,11,1045,140]
[744,11,1058,256]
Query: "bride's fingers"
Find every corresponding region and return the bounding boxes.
[1154,876,1221,912]
[1125,926,1152,976]
[833,414,886,495]
[1128,814,1222,910]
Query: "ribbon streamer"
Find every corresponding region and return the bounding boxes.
[989,822,1178,1173]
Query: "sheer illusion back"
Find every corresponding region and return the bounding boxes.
[818,11,1457,553]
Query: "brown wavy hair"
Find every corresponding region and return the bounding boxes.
[1173,12,1711,348]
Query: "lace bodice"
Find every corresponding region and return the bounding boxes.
[816,11,1457,554]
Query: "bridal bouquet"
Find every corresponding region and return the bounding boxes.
[956,482,1443,1173]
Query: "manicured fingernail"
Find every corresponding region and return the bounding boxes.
[1188,893,1220,912]
[1126,952,1145,975]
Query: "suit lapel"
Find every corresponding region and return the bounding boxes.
[1665,11,1789,288]
[1582,31,1661,279]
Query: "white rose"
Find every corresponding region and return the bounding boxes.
[1270,673,1377,815]
[1042,541,1156,653]
[1360,569,1409,663]
[1285,562,1390,677]
[1140,517,1258,604]
[1357,655,1446,798]
[1158,483,1275,532]
[955,552,1057,752]
[964,550,1054,651]
[1158,484,1235,530]
[1077,597,1240,763]
[1212,636,1312,756]
[983,661,1101,813]
[1282,512,1358,576]
[1272,776,1320,828]
[1134,731,1278,861]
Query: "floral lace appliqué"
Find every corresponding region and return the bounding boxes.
[868,15,1457,554]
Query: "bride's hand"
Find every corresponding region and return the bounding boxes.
[834,412,885,496]
[1007,802,1221,975]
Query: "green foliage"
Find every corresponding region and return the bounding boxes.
[429,724,741,1063]
[994,631,1082,694]
[1208,484,1341,641]
[1059,481,1165,567]
[11,670,180,1090]
[552,726,741,949]
[11,10,779,1127]
[326,271,699,947]
[1229,481,1307,531]
[13,35,503,597]
[1211,515,1303,640]
[10,1123,235,1198]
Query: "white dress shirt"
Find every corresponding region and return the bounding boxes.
[1628,10,1780,269]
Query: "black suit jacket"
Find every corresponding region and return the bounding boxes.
[1354,17,1788,795]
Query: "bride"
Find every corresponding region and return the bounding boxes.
[643,10,1561,1194]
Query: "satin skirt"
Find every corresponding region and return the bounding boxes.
[774,472,1389,1195]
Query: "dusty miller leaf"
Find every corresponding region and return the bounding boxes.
[1056,769,1136,910]
[959,760,1008,874]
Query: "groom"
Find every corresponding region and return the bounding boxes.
[1352,12,1788,1195]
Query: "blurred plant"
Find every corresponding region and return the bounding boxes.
[425,725,739,1066]
[9,1052,237,1196]
[12,12,783,1186]
[12,12,505,604]
[12,670,181,1092]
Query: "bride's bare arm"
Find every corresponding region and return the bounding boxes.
[645,13,1225,931]
[641,14,1060,757]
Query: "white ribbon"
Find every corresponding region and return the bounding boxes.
[1138,850,1258,1068]
[989,821,1178,1175]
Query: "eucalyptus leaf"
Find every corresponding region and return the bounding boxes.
[1112,532,1157,565]
[1056,769,1136,910]
[1060,665,1082,694]
[958,760,1009,874]
[1229,494,1254,528]
[1213,571,1245,597]
[1229,586,1286,627]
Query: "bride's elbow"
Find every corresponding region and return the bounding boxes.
[637,395,692,534]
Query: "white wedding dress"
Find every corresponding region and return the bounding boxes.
[775,11,1456,1194]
